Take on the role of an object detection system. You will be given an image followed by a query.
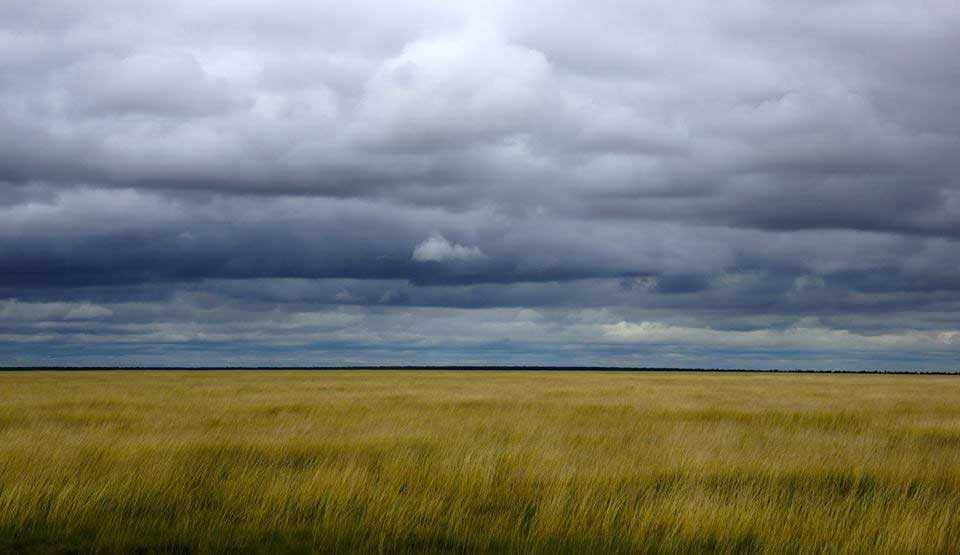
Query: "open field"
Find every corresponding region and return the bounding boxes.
[1,370,959,553]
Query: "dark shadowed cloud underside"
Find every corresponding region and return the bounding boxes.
[2,0,960,369]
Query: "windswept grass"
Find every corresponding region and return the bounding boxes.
[1,370,959,552]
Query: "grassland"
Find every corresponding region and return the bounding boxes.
[0,370,959,553]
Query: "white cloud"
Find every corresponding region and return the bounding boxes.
[412,235,487,262]
[0,299,113,321]
[356,25,554,148]
[600,319,960,352]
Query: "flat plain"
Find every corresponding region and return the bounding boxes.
[0,370,959,553]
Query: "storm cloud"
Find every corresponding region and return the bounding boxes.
[2,0,959,369]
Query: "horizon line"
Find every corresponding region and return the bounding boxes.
[1,365,957,375]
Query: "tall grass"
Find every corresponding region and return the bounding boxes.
[1,370,959,552]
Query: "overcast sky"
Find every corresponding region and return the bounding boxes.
[3,0,960,369]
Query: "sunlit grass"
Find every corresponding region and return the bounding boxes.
[1,370,959,552]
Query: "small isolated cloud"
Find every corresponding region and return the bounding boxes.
[412,235,487,262]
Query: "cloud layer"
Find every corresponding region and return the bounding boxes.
[2,0,959,369]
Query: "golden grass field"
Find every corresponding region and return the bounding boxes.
[1,370,959,553]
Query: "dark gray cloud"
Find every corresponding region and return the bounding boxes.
[2,0,959,369]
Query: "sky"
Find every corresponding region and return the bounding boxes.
[2,0,960,370]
